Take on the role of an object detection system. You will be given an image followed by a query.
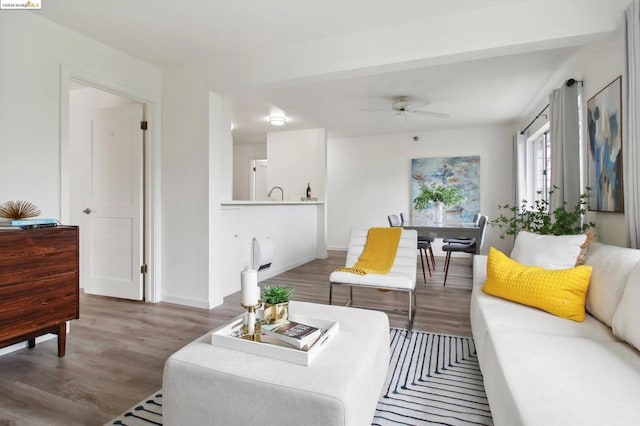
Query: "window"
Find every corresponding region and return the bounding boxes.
[524,122,551,205]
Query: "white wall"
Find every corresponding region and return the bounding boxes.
[327,126,514,255]
[233,142,267,200]
[209,92,234,307]
[574,35,626,246]
[218,203,322,298]
[161,65,212,308]
[161,67,236,309]
[0,12,161,220]
[267,129,327,201]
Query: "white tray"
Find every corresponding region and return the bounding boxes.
[211,313,339,366]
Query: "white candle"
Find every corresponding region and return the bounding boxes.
[247,310,256,335]
[241,267,259,306]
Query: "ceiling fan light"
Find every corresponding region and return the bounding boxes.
[268,116,287,126]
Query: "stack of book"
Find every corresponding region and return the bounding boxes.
[261,320,323,350]
[0,218,58,229]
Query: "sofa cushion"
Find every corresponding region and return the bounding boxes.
[482,248,592,321]
[482,329,640,426]
[585,242,640,326]
[510,231,588,269]
[612,261,640,351]
[471,283,618,368]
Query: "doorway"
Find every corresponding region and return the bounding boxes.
[67,83,145,301]
[251,158,268,201]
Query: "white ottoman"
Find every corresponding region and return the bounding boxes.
[163,301,390,426]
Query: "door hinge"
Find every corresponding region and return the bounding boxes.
[140,264,148,274]
[140,121,148,131]
[253,167,256,171]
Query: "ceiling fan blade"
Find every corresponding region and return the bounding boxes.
[410,110,450,119]
[359,108,392,112]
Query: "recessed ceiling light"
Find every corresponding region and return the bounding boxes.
[268,116,287,126]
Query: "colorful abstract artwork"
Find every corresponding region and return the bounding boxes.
[411,156,480,221]
[587,76,624,212]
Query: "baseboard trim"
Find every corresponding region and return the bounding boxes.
[161,294,210,310]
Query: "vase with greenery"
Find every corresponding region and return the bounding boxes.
[491,186,595,239]
[261,285,294,324]
[413,183,465,223]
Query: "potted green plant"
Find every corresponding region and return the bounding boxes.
[261,285,294,324]
[413,182,465,223]
[491,186,595,238]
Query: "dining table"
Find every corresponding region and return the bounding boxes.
[403,219,482,253]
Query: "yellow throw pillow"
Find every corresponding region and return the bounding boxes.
[483,247,593,322]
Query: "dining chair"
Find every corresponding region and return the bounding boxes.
[387,214,402,227]
[400,212,436,273]
[443,213,481,244]
[442,215,488,286]
[392,213,431,282]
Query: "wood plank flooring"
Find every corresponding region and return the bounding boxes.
[0,251,473,425]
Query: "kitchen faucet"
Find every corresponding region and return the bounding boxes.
[267,186,284,201]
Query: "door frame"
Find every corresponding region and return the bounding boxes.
[59,64,161,303]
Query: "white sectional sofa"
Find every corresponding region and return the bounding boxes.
[471,242,640,425]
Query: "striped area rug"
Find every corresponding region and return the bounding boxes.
[374,329,492,425]
[109,330,492,426]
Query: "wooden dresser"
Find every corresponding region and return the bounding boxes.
[0,226,79,357]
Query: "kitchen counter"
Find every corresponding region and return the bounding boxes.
[221,200,324,206]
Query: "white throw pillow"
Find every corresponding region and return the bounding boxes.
[585,242,640,326]
[612,261,640,351]
[510,231,587,270]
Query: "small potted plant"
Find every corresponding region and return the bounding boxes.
[413,183,465,223]
[261,285,294,324]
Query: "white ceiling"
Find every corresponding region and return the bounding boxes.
[230,47,579,142]
[36,0,624,143]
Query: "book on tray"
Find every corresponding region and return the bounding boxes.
[261,320,322,350]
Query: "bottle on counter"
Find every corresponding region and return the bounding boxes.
[306,183,312,199]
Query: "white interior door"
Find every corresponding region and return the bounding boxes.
[251,159,268,201]
[82,104,144,300]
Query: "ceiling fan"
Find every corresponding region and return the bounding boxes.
[362,96,450,119]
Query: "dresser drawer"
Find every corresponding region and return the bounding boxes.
[0,229,77,288]
[0,275,78,341]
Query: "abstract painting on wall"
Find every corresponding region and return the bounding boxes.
[411,156,480,221]
[587,76,624,212]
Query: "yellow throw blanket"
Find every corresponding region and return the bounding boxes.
[335,227,402,275]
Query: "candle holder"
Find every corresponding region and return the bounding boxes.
[240,300,263,341]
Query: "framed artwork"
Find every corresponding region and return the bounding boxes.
[411,156,480,221]
[587,76,624,212]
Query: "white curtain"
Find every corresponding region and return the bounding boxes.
[625,1,640,248]
[513,132,527,208]
[549,83,581,212]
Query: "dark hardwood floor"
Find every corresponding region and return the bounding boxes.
[0,251,473,425]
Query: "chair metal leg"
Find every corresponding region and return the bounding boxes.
[443,251,452,286]
[329,282,334,305]
[424,247,432,276]
[418,249,427,283]
[429,246,436,269]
